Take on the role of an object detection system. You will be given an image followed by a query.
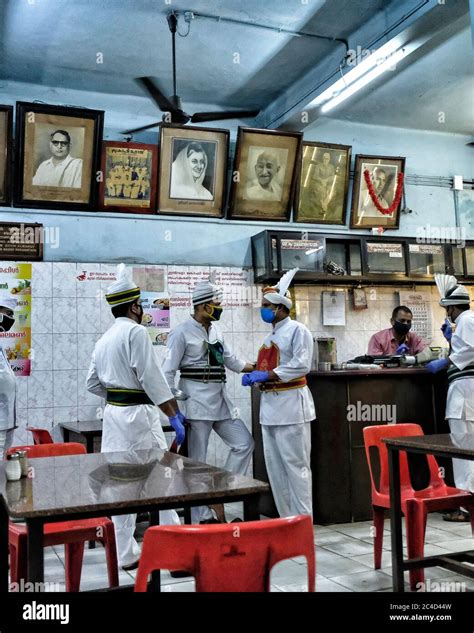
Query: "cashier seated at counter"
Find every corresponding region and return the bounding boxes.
[368,305,431,358]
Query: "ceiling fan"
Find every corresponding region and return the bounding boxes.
[122,12,260,134]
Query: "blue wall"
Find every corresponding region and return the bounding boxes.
[2,107,472,267]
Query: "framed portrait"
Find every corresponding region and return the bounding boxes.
[352,287,368,311]
[158,123,229,217]
[0,105,13,207]
[14,102,104,210]
[98,141,158,214]
[294,141,351,225]
[350,154,405,229]
[228,127,302,221]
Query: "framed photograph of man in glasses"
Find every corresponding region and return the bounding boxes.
[0,105,13,207]
[14,102,104,210]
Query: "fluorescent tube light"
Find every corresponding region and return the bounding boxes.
[320,48,407,113]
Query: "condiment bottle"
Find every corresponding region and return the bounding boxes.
[5,453,21,481]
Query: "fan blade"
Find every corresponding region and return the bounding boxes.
[136,77,178,114]
[121,121,162,135]
[190,109,260,123]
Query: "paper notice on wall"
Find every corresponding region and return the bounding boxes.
[0,263,32,376]
[322,290,346,326]
[167,268,254,307]
[398,290,433,343]
[141,291,170,345]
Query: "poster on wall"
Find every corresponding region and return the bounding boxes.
[141,292,170,345]
[0,262,32,376]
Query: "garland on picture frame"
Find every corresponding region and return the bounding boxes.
[363,169,404,216]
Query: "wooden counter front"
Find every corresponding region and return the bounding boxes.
[251,368,450,524]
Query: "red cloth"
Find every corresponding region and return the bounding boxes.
[367,327,427,356]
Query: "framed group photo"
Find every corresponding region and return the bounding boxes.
[350,154,405,229]
[228,127,302,221]
[14,102,104,210]
[295,141,351,225]
[158,123,229,217]
[99,141,158,214]
[0,105,13,207]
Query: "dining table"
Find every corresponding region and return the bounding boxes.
[383,433,474,592]
[0,447,269,592]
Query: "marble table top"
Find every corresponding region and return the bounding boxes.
[0,449,269,519]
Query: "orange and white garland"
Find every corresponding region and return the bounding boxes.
[363,169,404,216]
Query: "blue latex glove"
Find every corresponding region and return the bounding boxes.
[241,370,270,386]
[395,343,409,355]
[441,319,453,342]
[425,358,449,374]
[169,411,186,445]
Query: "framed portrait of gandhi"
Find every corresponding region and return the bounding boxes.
[350,154,405,229]
[0,105,13,207]
[228,127,302,221]
[99,141,158,214]
[14,102,104,210]
[158,123,229,217]
[294,141,351,225]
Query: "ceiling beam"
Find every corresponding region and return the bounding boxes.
[256,0,447,131]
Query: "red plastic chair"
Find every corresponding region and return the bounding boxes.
[26,427,53,445]
[134,515,315,592]
[6,442,119,592]
[363,423,474,590]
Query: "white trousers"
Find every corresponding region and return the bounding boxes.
[188,418,254,523]
[448,418,474,493]
[0,428,14,458]
[261,422,313,518]
[102,407,181,568]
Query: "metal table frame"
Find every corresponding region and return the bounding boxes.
[384,434,474,592]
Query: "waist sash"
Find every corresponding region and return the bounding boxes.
[106,388,153,406]
[447,363,474,385]
[180,366,226,383]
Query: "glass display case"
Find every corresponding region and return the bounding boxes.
[251,230,474,285]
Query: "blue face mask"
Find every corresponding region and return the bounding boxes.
[260,307,277,323]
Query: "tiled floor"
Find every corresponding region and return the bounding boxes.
[24,508,474,593]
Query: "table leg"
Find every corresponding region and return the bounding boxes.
[149,511,160,592]
[63,428,70,443]
[86,435,94,454]
[243,495,260,522]
[0,503,9,592]
[388,447,404,592]
[27,520,44,585]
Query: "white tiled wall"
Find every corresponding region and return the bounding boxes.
[7,261,473,472]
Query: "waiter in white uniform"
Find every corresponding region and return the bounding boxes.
[427,275,474,520]
[0,294,17,456]
[242,269,315,517]
[162,279,255,523]
[86,264,184,569]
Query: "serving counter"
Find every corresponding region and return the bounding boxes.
[251,367,451,524]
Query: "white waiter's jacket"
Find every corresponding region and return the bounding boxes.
[258,317,316,426]
[162,317,245,421]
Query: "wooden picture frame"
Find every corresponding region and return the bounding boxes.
[0,105,13,207]
[98,141,158,214]
[228,127,303,221]
[350,154,406,229]
[157,123,229,217]
[14,102,104,210]
[294,141,351,225]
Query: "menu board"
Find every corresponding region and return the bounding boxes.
[0,262,32,375]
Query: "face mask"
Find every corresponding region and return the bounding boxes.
[0,314,15,332]
[393,320,411,336]
[206,304,223,321]
[260,307,277,323]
